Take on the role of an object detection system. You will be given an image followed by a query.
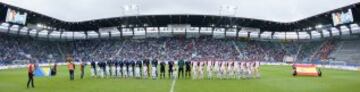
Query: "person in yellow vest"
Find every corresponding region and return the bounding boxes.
[67,56,75,80]
[27,60,35,88]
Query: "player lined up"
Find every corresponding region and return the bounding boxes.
[192,61,261,80]
[89,59,261,80]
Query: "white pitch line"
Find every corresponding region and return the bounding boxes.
[169,79,177,92]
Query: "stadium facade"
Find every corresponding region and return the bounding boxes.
[0,2,359,41]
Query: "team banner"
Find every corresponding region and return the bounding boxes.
[293,64,321,77]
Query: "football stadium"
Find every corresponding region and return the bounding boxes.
[1,0,360,92]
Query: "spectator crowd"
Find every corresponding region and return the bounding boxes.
[0,33,339,66]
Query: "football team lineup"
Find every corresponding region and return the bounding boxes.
[1,64,360,92]
[85,60,261,80]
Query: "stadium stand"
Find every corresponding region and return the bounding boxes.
[1,32,359,67]
[330,39,360,66]
[0,2,360,69]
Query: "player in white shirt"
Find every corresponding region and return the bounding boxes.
[97,62,103,78]
[239,62,245,79]
[122,62,127,78]
[240,61,244,79]
[99,62,104,78]
[111,62,116,77]
[253,61,261,78]
[245,62,252,79]
[90,61,97,77]
[227,61,235,79]
[234,61,240,79]
[115,61,121,77]
[206,61,213,79]
[151,59,159,80]
[198,61,204,79]
[143,64,148,79]
[192,61,198,80]
[106,62,110,77]
[135,60,142,79]
[220,61,227,79]
[173,61,178,79]
[214,61,221,79]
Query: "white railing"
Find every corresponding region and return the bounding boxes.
[1,23,359,41]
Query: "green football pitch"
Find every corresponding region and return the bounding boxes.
[0,65,359,92]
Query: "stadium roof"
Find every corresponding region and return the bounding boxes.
[2,0,360,22]
[0,0,360,31]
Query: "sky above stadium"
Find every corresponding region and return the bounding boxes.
[1,0,360,22]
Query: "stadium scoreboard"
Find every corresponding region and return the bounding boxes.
[5,8,27,25]
[332,9,354,26]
